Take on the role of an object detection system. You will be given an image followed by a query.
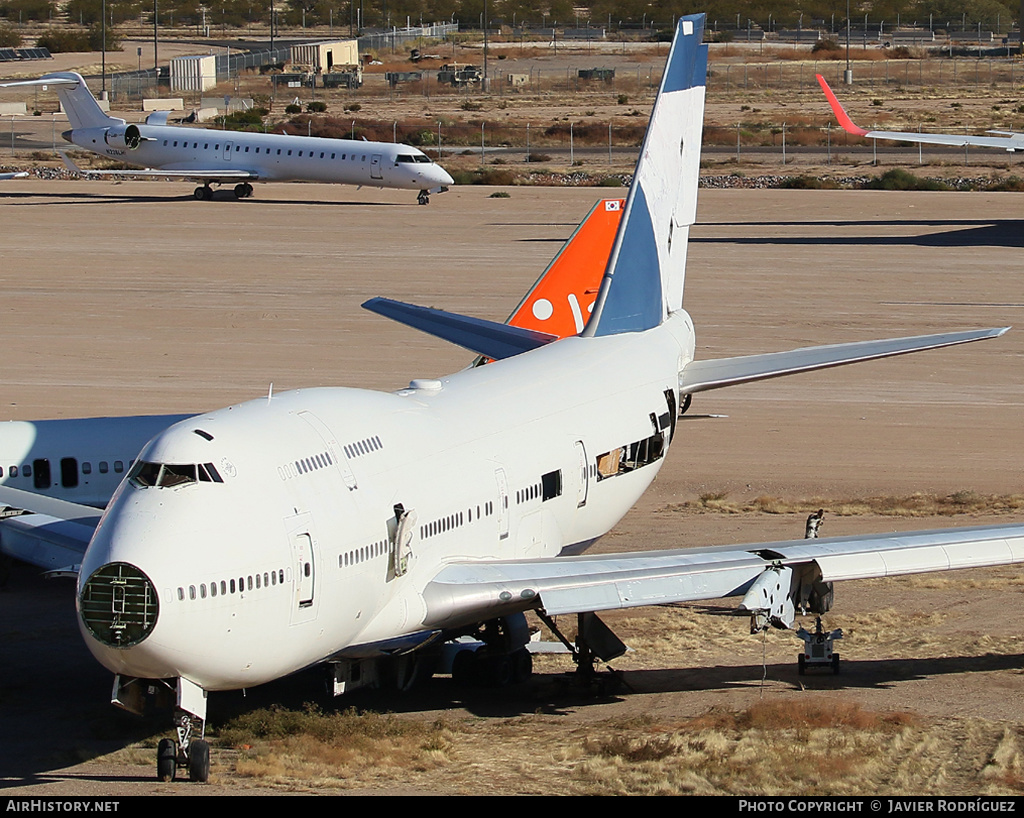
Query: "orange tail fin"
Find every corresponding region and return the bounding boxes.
[507,198,625,338]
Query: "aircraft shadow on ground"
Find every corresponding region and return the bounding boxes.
[205,645,1024,723]
[0,190,411,206]
[693,219,1024,249]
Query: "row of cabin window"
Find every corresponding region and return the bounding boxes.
[344,435,382,459]
[339,538,389,568]
[420,500,495,540]
[1,459,124,480]
[177,568,285,601]
[161,139,368,162]
[296,451,333,475]
[517,483,542,505]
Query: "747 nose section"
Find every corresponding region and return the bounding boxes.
[79,561,159,649]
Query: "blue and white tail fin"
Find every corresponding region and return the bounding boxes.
[584,14,707,337]
[0,72,119,130]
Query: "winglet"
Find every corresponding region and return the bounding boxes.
[816,74,869,137]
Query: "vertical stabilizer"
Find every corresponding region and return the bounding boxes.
[506,198,624,338]
[0,73,116,130]
[584,15,707,337]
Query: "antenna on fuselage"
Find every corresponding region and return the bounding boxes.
[267,383,274,404]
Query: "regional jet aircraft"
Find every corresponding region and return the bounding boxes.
[0,72,453,203]
[819,74,1024,153]
[2,16,1022,785]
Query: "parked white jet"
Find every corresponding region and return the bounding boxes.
[0,72,453,203]
[2,16,1023,785]
[818,74,1024,152]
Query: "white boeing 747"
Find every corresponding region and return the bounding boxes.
[1,15,1022,784]
[0,71,453,203]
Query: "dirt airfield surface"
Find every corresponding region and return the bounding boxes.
[0,181,1022,795]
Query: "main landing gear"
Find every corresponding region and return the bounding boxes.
[448,615,534,687]
[536,610,631,696]
[192,183,253,200]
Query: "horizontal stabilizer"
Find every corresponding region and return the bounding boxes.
[0,75,80,90]
[363,297,557,360]
[679,327,1008,394]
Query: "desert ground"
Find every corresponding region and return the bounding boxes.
[0,181,1021,795]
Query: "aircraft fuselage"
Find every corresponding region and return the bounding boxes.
[76,312,696,691]
[66,122,452,190]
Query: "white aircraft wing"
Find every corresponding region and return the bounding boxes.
[0,171,28,180]
[818,74,1024,151]
[421,523,1024,629]
[0,484,102,575]
[58,151,257,182]
[678,327,1007,394]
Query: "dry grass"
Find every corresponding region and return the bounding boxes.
[217,705,459,787]
[203,698,1023,794]
[677,491,1024,518]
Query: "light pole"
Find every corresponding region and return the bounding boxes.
[153,0,159,75]
[101,0,106,97]
[844,0,853,84]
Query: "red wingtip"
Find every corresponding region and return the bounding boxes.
[816,74,869,137]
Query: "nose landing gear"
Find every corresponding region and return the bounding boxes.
[156,711,210,782]
[417,190,430,205]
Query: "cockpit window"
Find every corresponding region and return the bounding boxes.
[130,461,224,488]
[160,464,196,487]
[396,154,431,164]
